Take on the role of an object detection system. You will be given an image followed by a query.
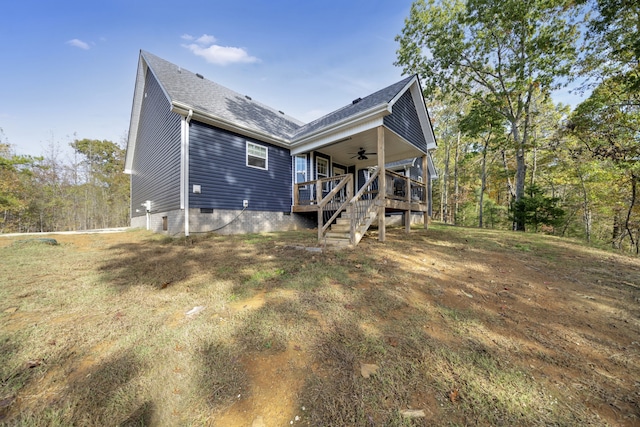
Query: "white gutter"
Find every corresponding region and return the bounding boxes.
[289,103,390,147]
[183,109,193,237]
[172,102,292,148]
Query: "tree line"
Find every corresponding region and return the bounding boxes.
[0,135,129,233]
[396,0,639,253]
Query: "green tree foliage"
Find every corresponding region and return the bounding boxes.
[580,0,640,90]
[0,134,129,233]
[512,184,565,233]
[70,138,129,230]
[568,76,640,251]
[396,0,582,230]
[0,136,41,232]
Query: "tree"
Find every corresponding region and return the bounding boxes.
[459,102,507,228]
[396,0,582,230]
[568,75,640,251]
[0,131,41,232]
[580,0,640,91]
[70,138,129,229]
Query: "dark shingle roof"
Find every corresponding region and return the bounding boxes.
[141,51,415,144]
[292,75,415,139]
[141,51,304,140]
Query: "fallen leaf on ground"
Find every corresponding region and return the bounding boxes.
[386,336,399,347]
[360,363,379,378]
[25,360,42,369]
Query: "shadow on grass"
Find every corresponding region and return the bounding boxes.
[195,340,247,408]
[85,226,640,425]
[12,349,148,426]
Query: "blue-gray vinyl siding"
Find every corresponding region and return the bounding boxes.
[131,71,181,217]
[384,90,428,153]
[189,122,292,211]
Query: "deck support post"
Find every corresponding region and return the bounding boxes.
[405,175,411,233]
[422,155,429,229]
[377,126,386,242]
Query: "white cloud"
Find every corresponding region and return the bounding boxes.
[182,33,259,66]
[195,34,216,45]
[66,39,90,50]
[181,34,194,41]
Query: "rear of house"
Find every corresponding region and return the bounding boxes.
[125,51,437,245]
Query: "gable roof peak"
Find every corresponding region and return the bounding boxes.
[291,74,417,140]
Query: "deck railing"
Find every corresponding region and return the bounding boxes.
[293,169,427,245]
[384,169,426,204]
[315,174,353,240]
[349,167,381,246]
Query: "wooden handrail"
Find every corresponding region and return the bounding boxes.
[318,175,352,209]
[320,175,353,234]
[350,167,380,204]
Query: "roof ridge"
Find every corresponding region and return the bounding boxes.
[291,74,416,139]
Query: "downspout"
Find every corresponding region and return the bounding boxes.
[184,109,193,237]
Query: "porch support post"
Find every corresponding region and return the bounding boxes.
[422,155,429,229]
[377,126,386,242]
[405,175,411,234]
[317,180,323,241]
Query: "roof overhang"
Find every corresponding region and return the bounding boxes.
[171,101,292,149]
[124,56,148,174]
[290,76,436,167]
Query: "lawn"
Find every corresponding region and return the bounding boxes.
[1,225,639,426]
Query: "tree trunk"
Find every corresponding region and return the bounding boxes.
[514,151,526,231]
[453,131,460,225]
[612,211,622,249]
[441,136,451,223]
[579,174,591,244]
[623,174,637,251]
[478,137,489,229]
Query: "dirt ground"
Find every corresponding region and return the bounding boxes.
[1,226,639,426]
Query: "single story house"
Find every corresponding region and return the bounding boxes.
[125,50,437,246]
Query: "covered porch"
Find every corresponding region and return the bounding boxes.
[291,125,432,247]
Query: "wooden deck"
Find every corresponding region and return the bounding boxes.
[292,169,428,246]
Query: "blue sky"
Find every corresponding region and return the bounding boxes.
[0,0,416,157]
[0,0,582,158]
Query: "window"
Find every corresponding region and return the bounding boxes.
[295,155,307,184]
[317,157,329,192]
[316,157,328,180]
[246,142,267,170]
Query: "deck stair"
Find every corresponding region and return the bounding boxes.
[324,194,379,248]
[324,208,354,247]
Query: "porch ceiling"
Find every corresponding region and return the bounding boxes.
[317,127,425,168]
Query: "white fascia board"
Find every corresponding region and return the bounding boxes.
[124,57,147,174]
[290,104,389,150]
[409,80,437,150]
[290,116,385,156]
[171,101,292,148]
[389,75,418,107]
[427,151,438,179]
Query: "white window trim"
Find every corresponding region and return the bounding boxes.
[295,154,307,184]
[316,156,330,192]
[246,141,268,170]
[316,157,329,180]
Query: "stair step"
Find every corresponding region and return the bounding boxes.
[324,238,352,248]
[325,231,350,239]
[330,224,350,232]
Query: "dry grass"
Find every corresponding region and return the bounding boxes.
[1,225,639,426]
